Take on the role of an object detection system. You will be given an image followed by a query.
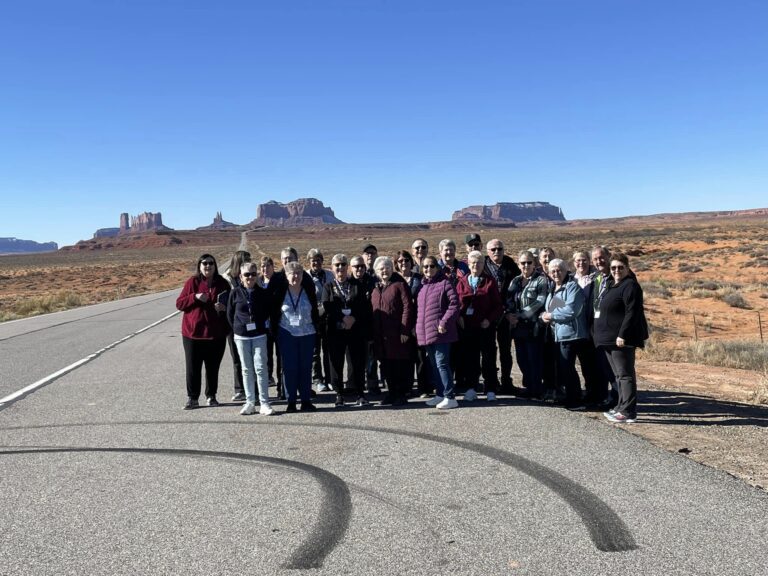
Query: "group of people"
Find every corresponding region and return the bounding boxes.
[176,234,648,423]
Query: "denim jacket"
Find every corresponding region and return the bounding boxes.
[545,277,589,342]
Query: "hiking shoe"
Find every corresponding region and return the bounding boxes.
[334,395,345,408]
[486,392,497,402]
[463,388,478,402]
[206,396,219,407]
[232,392,246,402]
[259,404,275,416]
[240,402,257,415]
[436,398,459,410]
[183,398,199,410]
[426,396,444,407]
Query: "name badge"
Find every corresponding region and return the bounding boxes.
[289,314,301,327]
[593,311,601,319]
[246,322,257,331]
[342,308,352,316]
[466,306,474,316]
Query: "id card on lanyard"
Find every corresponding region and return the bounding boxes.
[287,288,303,326]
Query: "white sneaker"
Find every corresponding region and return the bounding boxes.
[425,396,444,407]
[436,398,459,410]
[259,404,275,416]
[463,388,478,402]
[486,392,497,401]
[240,402,257,415]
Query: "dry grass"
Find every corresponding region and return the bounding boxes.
[644,337,768,374]
[0,291,84,321]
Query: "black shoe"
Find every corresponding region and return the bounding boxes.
[335,395,345,408]
[300,402,317,412]
[392,396,408,407]
[285,402,298,413]
[380,394,394,405]
[310,389,317,398]
[183,398,199,410]
[231,392,246,402]
[206,397,219,407]
[355,396,370,407]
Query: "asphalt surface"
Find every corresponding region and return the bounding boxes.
[1,293,767,575]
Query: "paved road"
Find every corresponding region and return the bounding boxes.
[1,294,766,575]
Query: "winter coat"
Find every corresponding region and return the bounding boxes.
[593,276,649,348]
[545,277,589,342]
[456,274,503,331]
[415,270,460,346]
[370,274,414,360]
[321,276,373,339]
[505,271,548,339]
[226,284,272,338]
[176,274,231,340]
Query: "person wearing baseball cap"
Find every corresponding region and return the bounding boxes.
[464,233,482,260]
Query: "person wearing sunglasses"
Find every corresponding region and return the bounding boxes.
[505,251,549,400]
[485,239,521,394]
[593,252,648,424]
[227,261,275,416]
[415,256,461,409]
[411,238,429,274]
[176,254,231,410]
[321,254,374,407]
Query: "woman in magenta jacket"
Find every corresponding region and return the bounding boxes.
[415,256,460,409]
[176,253,231,410]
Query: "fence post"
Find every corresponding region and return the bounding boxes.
[692,314,698,341]
[759,311,764,343]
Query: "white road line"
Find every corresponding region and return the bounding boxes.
[0,310,180,408]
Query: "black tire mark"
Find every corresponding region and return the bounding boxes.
[0,446,352,570]
[0,420,637,552]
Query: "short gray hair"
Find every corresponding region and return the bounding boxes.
[284,261,303,275]
[438,238,456,251]
[548,258,566,271]
[373,256,393,271]
[467,250,484,262]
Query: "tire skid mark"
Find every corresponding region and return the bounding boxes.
[0,420,638,552]
[0,446,352,570]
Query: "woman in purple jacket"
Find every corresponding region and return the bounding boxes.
[415,256,461,409]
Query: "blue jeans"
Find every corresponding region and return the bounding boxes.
[278,328,315,403]
[234,335,270,405]
[514,338,544,397]
[426,342,454,399]
[558,339,587,406]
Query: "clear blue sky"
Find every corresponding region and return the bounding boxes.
[2,0,766,246]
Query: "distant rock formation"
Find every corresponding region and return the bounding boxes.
[93,228,120,238]
[0,237,58,254]
[123,211,170,234]
[250,198,344,227]
[452,202,565,222]
[197,211,238,230]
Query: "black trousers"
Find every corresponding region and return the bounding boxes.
[415,345,432,394]
[602,345,637,418]
[578,337,605,404]
[381,358,412,399]
[496,320,514,389]
[312,331,331,384]
[183,336,227,400]
[460,326,499,394]
[227,331,244,395]
[328,330,366,397]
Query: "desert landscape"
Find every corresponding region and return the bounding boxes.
[1,211,767,489]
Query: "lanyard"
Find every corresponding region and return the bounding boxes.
[287,287,303,313]
[334,279,350,305]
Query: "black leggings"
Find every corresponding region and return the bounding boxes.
[183,337,227,400]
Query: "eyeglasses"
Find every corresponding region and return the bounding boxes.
[333,263,347,268]
[610,265,626,271]
[468,243,481,249]
[242,272,258,278]
[422,264,437,269]
[520,261,533,265]
[489,247,503,252]
[201,261,215,266]
[413,245,427,250]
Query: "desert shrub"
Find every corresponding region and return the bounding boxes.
[643,338,768,374]
[721,291,750,309]
[688,289,715,299]
[11,292,84,318]
[632,259,650,272]
[643,281,672,299]
[678,264,702,273]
